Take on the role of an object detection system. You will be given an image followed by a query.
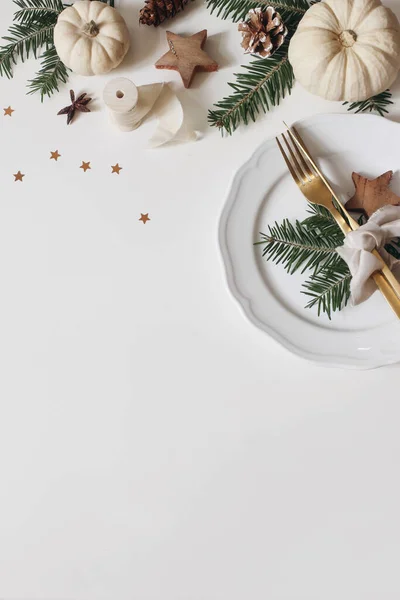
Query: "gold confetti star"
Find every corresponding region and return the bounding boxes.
[139,213,150,224]
[80,161,91,172]
[111,163,122,174]
[4,106,14,117]
[14,171,24,182]
[50,150,61,161]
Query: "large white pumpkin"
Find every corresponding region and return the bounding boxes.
[289,0,400,102]
[54,1,130,76]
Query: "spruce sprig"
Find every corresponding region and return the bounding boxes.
[13,0,64,26]
[207,0,319,134]
[343,90,393,117]
[256,218,341,275]
[303,262,351,319]
[0,21,56,78]
[208,44,294,134]
[28,44,69,99]
[257,204,352,319]
[206,0,310,23]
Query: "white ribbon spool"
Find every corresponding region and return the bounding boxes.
[103,77,198,147]
[103,77,140,132]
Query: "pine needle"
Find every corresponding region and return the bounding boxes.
[13,0,64,26]
[343,90,393,117]
[207,1,320,134]
[257,204,352,319]
[302,262,351,320]
[257,218,340,275]
[209,44,294,134]
[206,0,310,23]
[28,44,69,100]
[0,21,55,78]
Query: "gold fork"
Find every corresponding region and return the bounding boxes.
[287,125,400,301]
[276,131,400,319]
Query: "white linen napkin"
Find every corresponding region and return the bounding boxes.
[336,205,400,305]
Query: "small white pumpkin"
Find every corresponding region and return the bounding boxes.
[289,0,400,102]
[54,1,130,76]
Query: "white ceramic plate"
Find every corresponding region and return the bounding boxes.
[220,114,400,369]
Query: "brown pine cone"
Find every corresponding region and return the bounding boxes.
[238,7,288,58]
[139,0,191,26]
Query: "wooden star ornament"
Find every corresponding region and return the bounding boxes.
[80,161,91,172]
[346,171,400,218]
[4,106,14,117]
[139,213,150,224]
[155,30,218,89]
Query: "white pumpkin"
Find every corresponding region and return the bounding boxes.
[54,1,130,76]
[289,0,400,102]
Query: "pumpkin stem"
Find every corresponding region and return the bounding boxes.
[83,20,100,37]
[339,30,357,48]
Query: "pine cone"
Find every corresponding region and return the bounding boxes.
[238,7,288,58]
[139,0,191,26]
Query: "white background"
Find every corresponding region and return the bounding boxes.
[1,0,400,598]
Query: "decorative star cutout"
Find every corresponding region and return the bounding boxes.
[112,163,122,174]
[80,161,91,172]
[14,171,24,182]
[139,213,150,224]
[346,171,400,218]
[155,30,218,88]
[4,106,14,117]
[50,150,61,161]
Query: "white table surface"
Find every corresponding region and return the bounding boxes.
[2,1,400,598]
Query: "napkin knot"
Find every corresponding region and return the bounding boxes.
[336,205,400,306]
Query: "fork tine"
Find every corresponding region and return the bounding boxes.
[292,126,313,158]
[276,137,301,186]
[287,129,314,179]
[287,127,317,180]
[281,133,309,184]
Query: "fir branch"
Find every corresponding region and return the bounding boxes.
[256,217,341,275]
[0,21,54,79]
[28,44,69,100]
[206,0,310,23]
[303,261,351,319]
[257,204,352,318]
[343,90,393,117]
[209,44,294,134]
[303,203,346,243]
[207,0,321,134]
[13,0,64,26]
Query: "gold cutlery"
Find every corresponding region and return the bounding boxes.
[276,129,400,319]
[287,124,400,300]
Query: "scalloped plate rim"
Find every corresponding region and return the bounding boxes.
[218,113,400,370]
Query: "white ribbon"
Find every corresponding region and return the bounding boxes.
[103,78,198,148]
[337,205,400,305]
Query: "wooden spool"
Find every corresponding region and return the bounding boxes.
[103,77,140,132]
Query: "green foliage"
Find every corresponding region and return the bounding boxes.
[256,217,340,275]
[206,0,311,25]
[257,204,352,319]
[303,203,346,243]
[343,90,393,117]
[28,44,69,100]
[207,0,319,134]
[0,21,56,79]
[13,0,64,26]
[208,44,294,134]
[303,262,351,319]
[0,0,115,99]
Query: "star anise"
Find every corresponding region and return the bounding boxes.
[57,90,92,125]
